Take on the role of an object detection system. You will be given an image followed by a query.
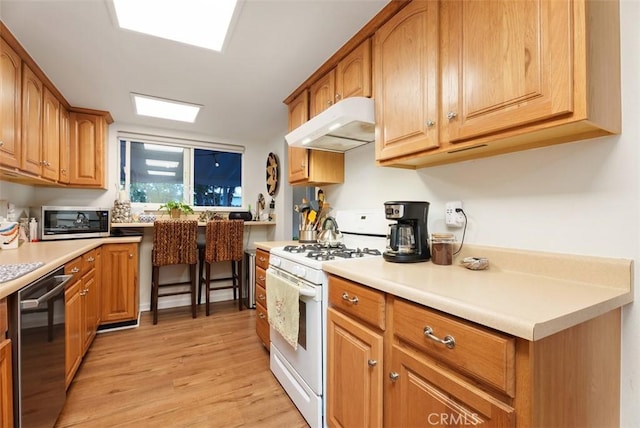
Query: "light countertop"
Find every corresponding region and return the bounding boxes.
[0,237,142,299]
[254,241,298,251]
[321,244,633,341]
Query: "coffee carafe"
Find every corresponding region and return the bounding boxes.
[383,201,430,263]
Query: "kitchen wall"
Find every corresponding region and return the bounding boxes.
[325,2,640,425]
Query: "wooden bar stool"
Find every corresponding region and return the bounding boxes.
[151,219,198,325]
[199,220,244,316]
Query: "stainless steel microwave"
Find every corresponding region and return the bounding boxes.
[31,206,111,241]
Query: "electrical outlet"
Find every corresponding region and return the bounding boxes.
[445,201,464,228]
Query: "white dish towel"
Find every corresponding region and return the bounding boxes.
[266,269,300,350]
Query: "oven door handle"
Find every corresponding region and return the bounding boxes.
[21,274,72,310]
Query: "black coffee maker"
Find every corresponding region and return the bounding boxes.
[383,201,430,263]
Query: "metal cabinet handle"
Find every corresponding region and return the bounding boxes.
[70,267,80,273]
[447,111,458,120]
[258,313,266,319]
[258,294,266,301]
[426,120,435,127]
[367,359,377,367]
[300,163,306,170]
[258,275,265,281]
[423,326,456,349]
[0,141,3,147]
[79,289,87,296]
[86,256,95,262]
[389,372,399,382]
[341,292,359,305]
[335,93,342,101]
[327,100,333,106]
[60,168,67,174]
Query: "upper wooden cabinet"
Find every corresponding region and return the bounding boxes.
[59,105,70,184]
[1,23,112,188]
[21,64,43,176]
[310,70,335,118]
[0,37,21,169]
[375,0,621,168]
[69,112,106,188]
[336,38,372,102]
[374,1,439,162]
[42,86,61,181]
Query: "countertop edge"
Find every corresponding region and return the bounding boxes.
[112,221,275,227]
[0,236,142,299]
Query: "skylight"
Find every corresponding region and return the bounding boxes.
[112,0,238,52]
[132,94,201,123]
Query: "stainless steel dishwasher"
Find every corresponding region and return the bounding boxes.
[8,266,72,428]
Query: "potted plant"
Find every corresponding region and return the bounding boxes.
[159,201,194,219]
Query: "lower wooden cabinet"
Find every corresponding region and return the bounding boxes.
[255,249,270,350]
[64,250,101,388]
[100,243,139,324]
[327,307,383,428]
[327,274,623,428]
[388,344,514,427]
[0,338,12,428]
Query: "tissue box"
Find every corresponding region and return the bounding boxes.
[0,222,19,249]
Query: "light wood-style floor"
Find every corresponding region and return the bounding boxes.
[55,301,309,428]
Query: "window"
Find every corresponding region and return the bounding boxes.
[119,136,243,208]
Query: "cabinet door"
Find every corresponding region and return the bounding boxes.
[287,91,309,183]
[309,70,336,118]
[65,279,83,388]
[0,38,21,169]
[0,339,12,428]
[336,38,371,101]
[82,269,99,354]
[59,105,70,184]
[21,64,43,175]
[441,0,572,143]
[374,0,439,162]
[42,86,60,181]
[69,112,105,187]
[388,345,515,428]
[327,308,383,428]
[101,243,139,324]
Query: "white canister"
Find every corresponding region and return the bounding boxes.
[0,221,20,249]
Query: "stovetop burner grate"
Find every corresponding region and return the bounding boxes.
[282,244,381,260]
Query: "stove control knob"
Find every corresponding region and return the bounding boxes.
[270,256,281,267]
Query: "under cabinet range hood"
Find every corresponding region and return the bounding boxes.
[285,96,375,152]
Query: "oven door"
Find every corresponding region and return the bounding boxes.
[268,266,323,394]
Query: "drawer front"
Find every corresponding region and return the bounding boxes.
[393,298,515,396]
[81,249,97,272]
[256,249,270,270]
[255,302,270,350]
[328,275,385,330]
[64,256,83,282]
[255,282,267,308]
[255,266,267,287]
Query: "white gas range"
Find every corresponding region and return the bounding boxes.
[267,209,387,428]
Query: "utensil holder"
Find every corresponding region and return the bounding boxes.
[299,229,317,243]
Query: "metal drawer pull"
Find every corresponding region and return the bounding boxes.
[70,267,80,273]
[258,275,265,281]
[423,326,456,349]
[341,292,359,305]
[367,359,377,367]
[87,256,95,262]
[258,294,266,301]
[389,372,399,382]
[258,313,266,319]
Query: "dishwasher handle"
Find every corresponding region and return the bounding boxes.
[21,274,72,310]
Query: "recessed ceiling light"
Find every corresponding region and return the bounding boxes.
[112,0,238,52]
[147,170,176,176]
[132,93,201,123]
[145,159,180,168]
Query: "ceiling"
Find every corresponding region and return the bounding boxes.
[0,0,389,146]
